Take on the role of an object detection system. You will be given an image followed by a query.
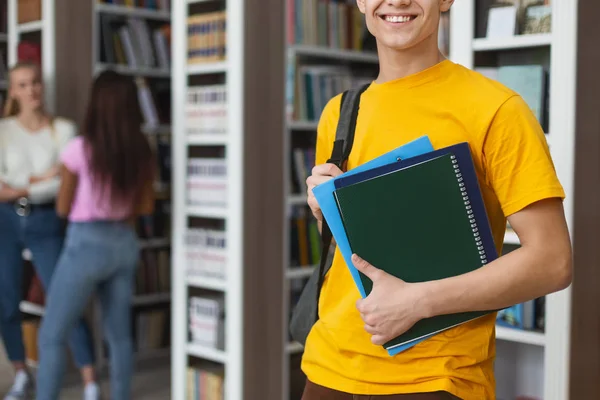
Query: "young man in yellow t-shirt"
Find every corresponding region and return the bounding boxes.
[302,1,573,399]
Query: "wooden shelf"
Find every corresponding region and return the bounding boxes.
[504,230,520,246]
[187,205,228,219]
[286,267,315,280]
[187,343,228,363]
[496,325,546,347]
[287,120,318,131]
[286,342,304,354]
[142,124,172,135]
[188,276,227,292]
[133,293,171,306]
[473,33,552,52]
[139,237,171,249]
[187,133,229,146]
[95,63,171,78]
[287,194,306,207]
[289,45,379,63]
[17,21,43,34]
[20,301,44,316]
[187,61,228,75]
[95,3,171,20]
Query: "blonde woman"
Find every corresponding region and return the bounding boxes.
[0,63,98,400]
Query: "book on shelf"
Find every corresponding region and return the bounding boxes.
[187,85,227,135]
[289,206,320,268]
[290,147,315,195]
[496,297,545,332]
[186,365,225,400]
[134,308,169,351]
[136,248,171,295]
[135,77,171,128]
[187,158,228,207]
[288,63,372,122]
[136,199,172,239]
[99,13,171,69]
[186,228,227,281]
[287,0,370,51]
[189,295,225,351]
[475,65,548,131]
[97,0,171,12]
[187,12,227,65]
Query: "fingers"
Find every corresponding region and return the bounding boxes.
[371,335,387,346]
[352,254,383,281]
[311,163,343,178]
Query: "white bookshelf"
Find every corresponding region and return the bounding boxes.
[91,0,174,366]
[450,1,576,399]
[172,0,244,399]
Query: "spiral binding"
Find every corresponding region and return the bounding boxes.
[450,155,488,265]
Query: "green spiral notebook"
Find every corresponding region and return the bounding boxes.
[333,143,498,351]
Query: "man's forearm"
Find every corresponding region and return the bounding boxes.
[419,243,572,319]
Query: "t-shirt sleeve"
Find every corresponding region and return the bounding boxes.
[315,94,342,166]
[60,136,84,173]
[483,95,565,217]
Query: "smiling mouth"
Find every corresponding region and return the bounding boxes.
[380,14,417,23]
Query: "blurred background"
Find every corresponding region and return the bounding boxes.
[0,0,598,399]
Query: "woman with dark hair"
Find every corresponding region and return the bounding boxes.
[0,62,97,400]
[36,70,156,400]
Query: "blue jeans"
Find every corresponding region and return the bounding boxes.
[37,221,139,400]
[0,203,94,366]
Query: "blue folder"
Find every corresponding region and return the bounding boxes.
[312,136,434,355]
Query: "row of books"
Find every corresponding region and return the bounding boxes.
[497,297,545,332]
[478,1,551,39]
[187,85,228,135]
[475,65,548,132]
[189,295,225,351]
[135,247,171,296]
[99,14,171,69]
[187,12,227,65]
[187,158,228,207]
[151,136,172,188]
[135,308,169,351]
[287,0,368,51]
[186,365,225,400]
[290,147,315,195]
[288,62,373,122]
[186,228,227,282]
[135,77,171,127]
[290,207,320,268]
[98,0,171,11]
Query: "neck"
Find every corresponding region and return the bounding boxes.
[18,109,47,126]
[375,33,445,84]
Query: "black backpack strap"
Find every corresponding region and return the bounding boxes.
[314,83,370,321]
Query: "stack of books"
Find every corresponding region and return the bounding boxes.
[313,137,501,355]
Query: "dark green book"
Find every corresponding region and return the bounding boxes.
[333,143,498,352]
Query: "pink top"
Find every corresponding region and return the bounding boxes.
[60,136,132,222]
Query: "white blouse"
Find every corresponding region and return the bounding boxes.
[0,117,76,204]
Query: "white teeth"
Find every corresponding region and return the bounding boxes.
[385,15,412,23]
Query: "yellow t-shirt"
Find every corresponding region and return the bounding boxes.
[301,59,565,399]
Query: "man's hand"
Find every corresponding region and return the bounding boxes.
[306,163,343,223]
[353,254,427,346]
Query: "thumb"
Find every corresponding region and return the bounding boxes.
[352,254,383,281]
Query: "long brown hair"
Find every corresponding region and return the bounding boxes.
[4,62,46,117]
[82,70,154,206]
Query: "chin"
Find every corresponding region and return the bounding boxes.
[379,37,421,51]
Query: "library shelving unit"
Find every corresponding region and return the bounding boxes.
[172,0,285,399]
[7,0,175,370]
[450,1,577,399]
